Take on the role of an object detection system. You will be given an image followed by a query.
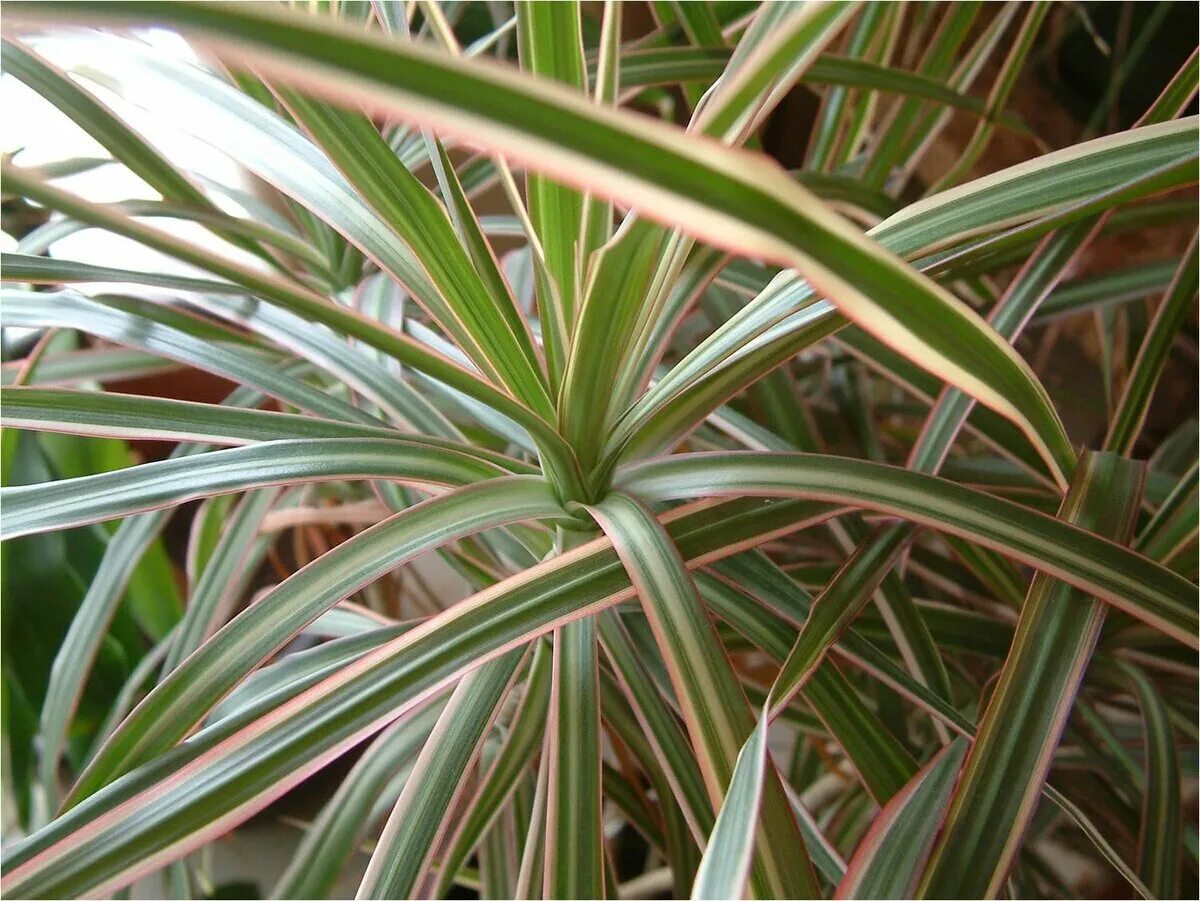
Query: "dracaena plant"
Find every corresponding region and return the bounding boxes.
[0,2,1196,898]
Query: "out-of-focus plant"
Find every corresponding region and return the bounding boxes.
[0,2,1196,898]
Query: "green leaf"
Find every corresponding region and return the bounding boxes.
[632,118,1196,448]
[770,221,1106,716]
[1123,663,1182,897]
[189,293,459,439]
[619,452,1197,646]
[0,345,185,387]
[21,0,1078,485]
[66,476,565,803]
[807,4,900,171]
[558,218,664,479]
[16,197,331,274]
[1138,461,1198,559]
[33,381,276,815]
[598,659,702,896]
[587,492,820,898]
[837,738,970,899]
[275,89,552,417]
[1104,233,1199,454]
[925,3,1049,193]
[579,0,620,260]
[862,3,982,185]
[273,701,444,898]
[431,641,552,898]
[1138,47,1199,125]
[358,649,524,899]
[210,623,411,724]
[699,566,919,802]
[2,496,839,898]
[613,299,843,468]
[4,7,1194,896]
[690,708,769,901]
[1,252,240,294]
[605,3,849,426]
[543,615,604,899]
[1036,259,1181,323]
[515,0,587,380]
[1,438,511,539]
[164,488,277,672]
[1,37,275,268]
[691,2,855,144]
[614,47,1027,131]
[767,523,915,718]
[2,287,375,426]
[1,165,581,487]
[671,0,724,47]
[918,451,1144,898]
[0,388,512,460]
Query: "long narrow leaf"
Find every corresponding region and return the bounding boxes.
[919,452,1144,898]
[1,438,509,538]
[1105,233,1199,453]
[588,492,820,899]
[66,477,565,803]
[543,615,604,899]
[690,710,769,901]
[358,650,524,899]
[836,739,970,899]
[515,0,587,379]
[1123,663,1183,897]
[19,0,1080,486]
[3,496,839,898]
[619,452,1197,645]
[273,701,444,899]
[431,641,552,898]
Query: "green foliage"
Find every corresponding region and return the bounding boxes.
[0,3,1195,899]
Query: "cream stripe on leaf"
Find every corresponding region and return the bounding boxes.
[16,0,1077,487]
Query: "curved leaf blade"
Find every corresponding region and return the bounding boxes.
[836,739,969,899]
[618,452,1197,646]
[918,452,1143,898]
[690,710,769,901]
[588,492,820,899]
[18,0,1078,485]
[66,477,565,803]
[1,438,510,539]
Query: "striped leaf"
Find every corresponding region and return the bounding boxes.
[0,387,499,454]
[273,702,445,899]
[20,0,1078,486]
[836,739,970,899]
[1,438,510,538]
[431,641,553,898]
[2,496,839,897]
[66,477,566,803]
[1105,233,1199,454]
[275,89,551,416]
[1,37,275,268]
[618,452,1197,645]
[0,166,582,486]
[766,523,916,717]
[763,220,1105,720]
[358,650,525,898]
[1124,663,1183,897]
[3,6,1194,899]
[587,492,820,899]
[515,0,587,380]
[543,615,604,899]
[918,452,1144,897]
[32,381,279,814]
[690,710,769,901]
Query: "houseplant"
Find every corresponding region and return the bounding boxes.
[1,2,1196,898]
